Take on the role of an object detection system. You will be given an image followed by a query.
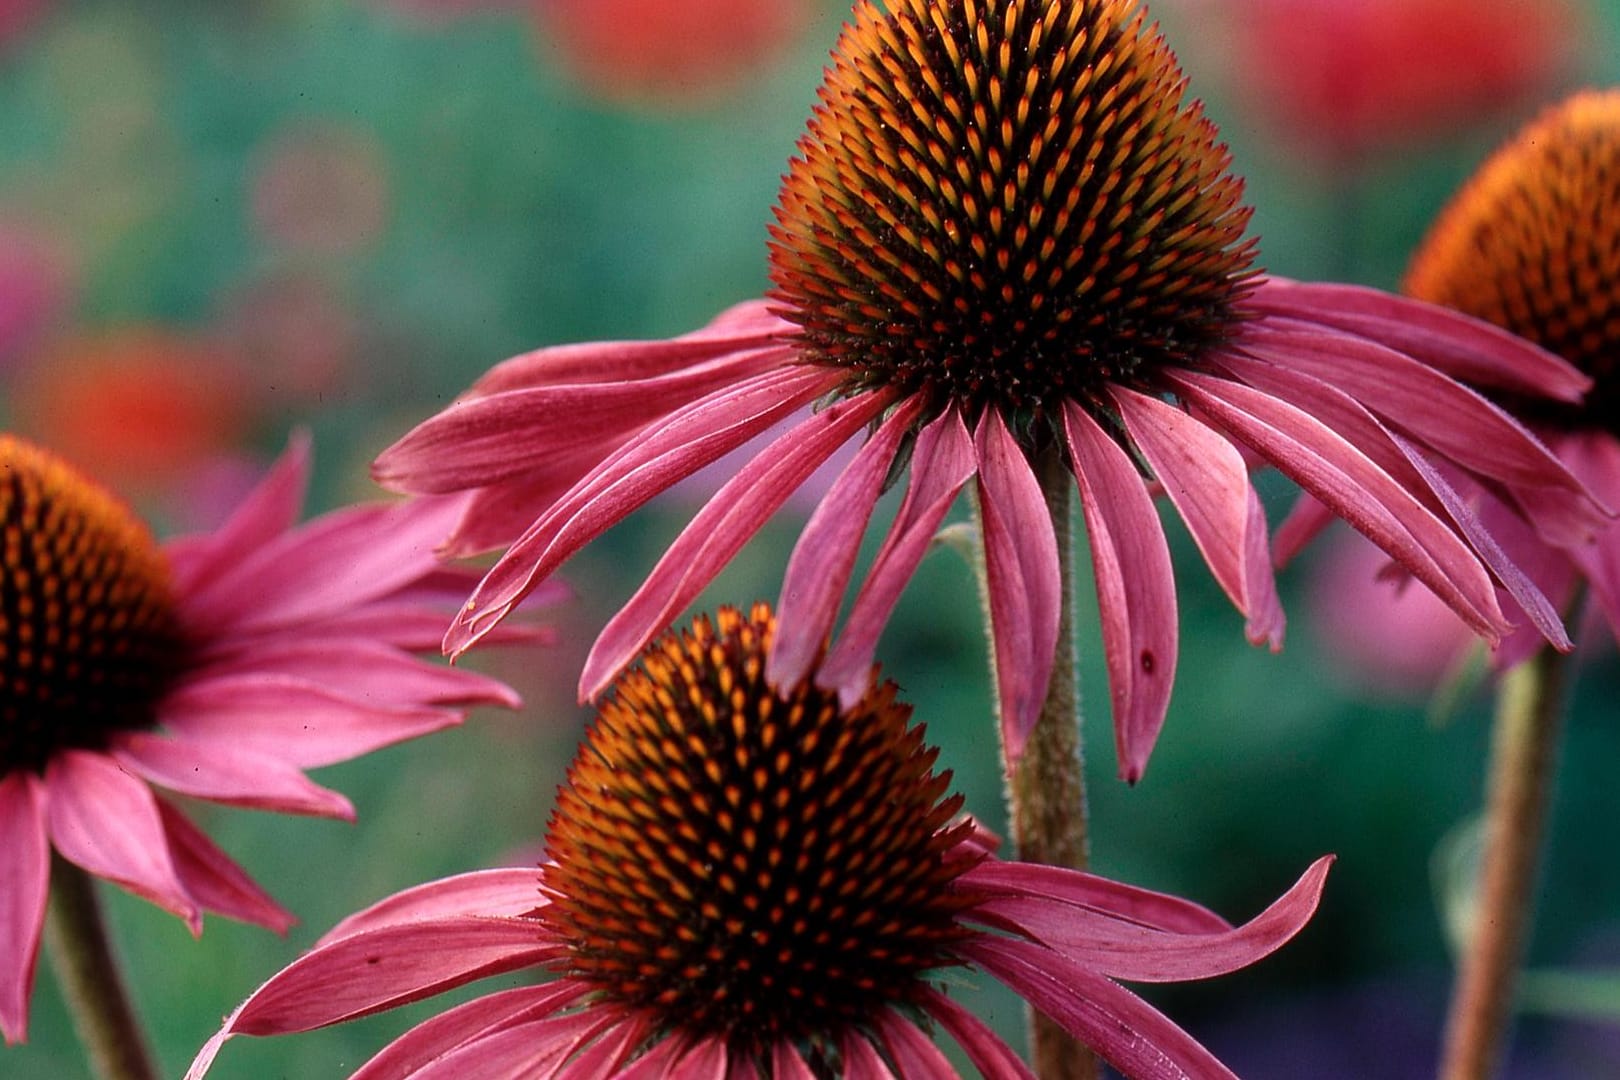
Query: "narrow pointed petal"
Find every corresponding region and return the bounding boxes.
[1246,279,1589,402]
[552,1015,649,1080]
[318,868,551,946]
[842,1031,900,1079]
[189,641,519,710]
[770,1041,819,1080]
[1272,494,1334,569]
[0,773,47,1045]
[769,397,924,691]
[45,751,200,932]
[874,1009,962,1078]
[581,389,895,699]
[166,431,312,596]
[1113,386,1283,648]
[963,934,1240,1080]
[1062,402,1179,782]
[960,859,1232,936]
[114,734,355,820]
[350,984,589,1080]
[919,988,1038,1080]
[155,800,294,932]
[973,411,1061,765]
[611,1034,696,1080]
[446,365,842,657]
[407,1008,615,1080]
[818,406,976,704]
[1558,433,1620,636]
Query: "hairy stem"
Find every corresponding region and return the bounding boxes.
[44,854,158,1080]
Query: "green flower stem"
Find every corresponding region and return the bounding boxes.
[44,853,158,1080]
[971,444,1094,1080]
[1438,622,1578,1080]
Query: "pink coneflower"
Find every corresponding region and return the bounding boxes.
[0,432,544,1044]
[189,604,1330,1079]
[377,0,1601,781]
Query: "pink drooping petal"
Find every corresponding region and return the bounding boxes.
[918,988,1038,1080]
[1168,369,1511,640]
[224,916,561,1035]
[1062,402,1179,783]
[1273,494,1335,569]
[580,388,895,699]
[317,868,551,946]
[350,983,590,1080]
[153,799,294,932]
[375,347,791,495]
[113,734,355,820]
[665,1035,730,1080]
[842,1030,901,1079]
[770,1040,819,1080]
[446,365,842,657]
[960,859,1232,936]
[974,410,1061,766]
[45,751,200,932]
[305,601,559,654]
[611,1033,698,1080]
[158,676,460,771]
[873,1008,962,1078]
[1245,279,1590,402]
[1559,432,1620,639]
[187,641,519,710]
[818,406,977,705]
[552,1014,651,1080]
[1473,493,1580,670]
[769,397,925,691]
[405,1006,617,1080]
[438,462,609,558]
[1114,386,1283,648]
[0,772,48,1045]
[970,856,1332,982]
[964,934,1239,1080]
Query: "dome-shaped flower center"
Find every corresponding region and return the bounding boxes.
[0,436,180,774]
[769,0,1258,420]
[538,604,977,1069]
[1405,90,1620,433]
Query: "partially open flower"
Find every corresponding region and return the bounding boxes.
[0,433,548,1044]
[189,604,1330,1079]
[378,0,1601,781]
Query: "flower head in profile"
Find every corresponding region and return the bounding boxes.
[189,603,1330,1079]
[0,432,543,1045]
[377,0,1601,781]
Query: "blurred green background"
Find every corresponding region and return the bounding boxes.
[4,0,1620,1076]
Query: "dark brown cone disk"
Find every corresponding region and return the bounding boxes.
[769,0,1258,421]
[537,603,977,1068]
[1406,90,1620,433]
[0,436,181,773]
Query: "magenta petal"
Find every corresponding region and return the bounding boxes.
[1272,494,1334,569]
[580,388,895,699]
[769,397,924,691]
[1562,433,1620,635]
[154,800,294,933]
[552,1014,649,1080]
[166,432,312,597]
[227,916,560,1035]
[190,641,519,710]
[963,934,1240,1080]
[1114,386,1283,649]
[819,406,977,705]
[960,859,1231,936]
[45,751,200,932]
[446,365,841,657]
[1062,402,1179,783]
[350,983,589,1080]
[842,1030,901,1079]
[317,868,550,946]
[918,988,1037,1080]
[0,772,48,1045]
[115,733,355,820]
[873,1008,960,1078]
[406,1006,615,1080]
[974,411,1061,765]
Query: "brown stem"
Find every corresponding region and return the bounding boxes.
[1437,634,1575,1080]
[44,854,158,1080]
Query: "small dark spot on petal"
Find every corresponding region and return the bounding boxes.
[1140,649,1156,674]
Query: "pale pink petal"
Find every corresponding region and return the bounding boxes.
[350,983,589,1080]
[45,751,200,932]
[1168,369,1511,640]
[225,916,560,1035]
[1272,494,1334,569]
[1561,433,1620,639]
[1114,386,1283,648]
[0,772,48,1045]
[874,1008,961,1078]
[581,388,894,699]
[769,397,925,691]
[842,1030,899,1079]
[918,989,1037,1080]
[158,676,460,770]
[818,406,977,704]
[1062,402,1179,783]
[166,432,311,597]
[407,1006,615,1080]
[968,856,1332,982]
[439,461,609,557]
[154,800,293,933]
[188,641,519,710]
[308,602,559,654]
[114,734,355,820]
[974,411,1061,765]
[1245,279,1589,402]
[960,859,1231,936]
[317,868,550,946]
[447,365,842,657]
[963,934,1239,1080]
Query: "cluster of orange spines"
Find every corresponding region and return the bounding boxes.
[1406,90,1620,427]
[539,603,975,1065]
[0,435,179,772]
[769,0,1257,418]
